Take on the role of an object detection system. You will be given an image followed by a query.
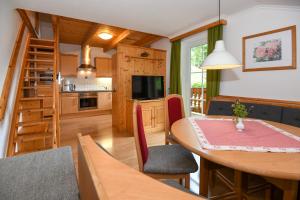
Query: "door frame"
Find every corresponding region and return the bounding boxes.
[180,31,207,116]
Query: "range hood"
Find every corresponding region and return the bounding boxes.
[77,45,96,79]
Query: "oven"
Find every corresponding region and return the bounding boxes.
[79,92,98,110]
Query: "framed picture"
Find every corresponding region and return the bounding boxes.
[243,25,296,72]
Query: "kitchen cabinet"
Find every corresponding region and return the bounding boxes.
[61,93,78,114]
[60,54,78,77]
[95,57,112,77]
[97,92,112,110]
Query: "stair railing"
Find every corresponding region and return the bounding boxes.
[52,16,61,147]
[6,34,31,156]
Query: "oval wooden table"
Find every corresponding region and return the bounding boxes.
[171,117,300,200]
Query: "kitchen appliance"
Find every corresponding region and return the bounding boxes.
[132,76,164,100]
[77,45,96,79]
[79,92,98,110]
[62,79,76,92]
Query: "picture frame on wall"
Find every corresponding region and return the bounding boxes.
[242,25,296,72]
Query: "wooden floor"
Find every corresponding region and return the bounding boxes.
[60,114,267,199]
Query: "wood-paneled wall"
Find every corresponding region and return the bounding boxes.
[112,44,166,134]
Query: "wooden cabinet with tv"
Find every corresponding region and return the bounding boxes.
[112,44,166,135]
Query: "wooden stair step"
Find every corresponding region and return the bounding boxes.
[29,38,55,47]
[21,95,53,99]
[17,120,52,127]
[22,85,53,89]
[24,67,53,71]
[19,97,44,101]
[28,51,54,56]
[27,59,54,63]
[14,147,52,156]
[18,107,53,113]
[17,130,52,137]
[30,38,54,43]
[29,44,54,50]
[16,134,52,143]
[24,76,53,80]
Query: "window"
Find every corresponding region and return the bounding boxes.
[190,44,208,114]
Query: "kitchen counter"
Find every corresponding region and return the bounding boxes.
[60,90,115,93]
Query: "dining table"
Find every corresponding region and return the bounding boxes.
[171,116,300,200]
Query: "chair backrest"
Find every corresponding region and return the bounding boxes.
[132,101,148,171]
[165,95,185,141]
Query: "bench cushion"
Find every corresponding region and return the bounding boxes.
[144,144,198,174]
[208,101,233,116]
[246,103,282,123]
[281,108,300,128]
[0,147,79,200]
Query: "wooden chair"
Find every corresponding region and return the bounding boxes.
[133,101,198,189]
[164,94,185,145]
[78,134,204,200]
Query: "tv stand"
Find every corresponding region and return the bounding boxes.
[126,98,165,135]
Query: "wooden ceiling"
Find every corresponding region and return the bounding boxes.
[45,15,164,52]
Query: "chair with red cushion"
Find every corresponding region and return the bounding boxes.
[133,101,198,189]
[165,94,185,144]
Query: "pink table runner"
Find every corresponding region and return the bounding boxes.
[189,117,300,152]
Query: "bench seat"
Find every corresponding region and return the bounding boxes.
[208,98,300,128]
[0,147,79,200]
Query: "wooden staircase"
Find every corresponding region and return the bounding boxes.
[8,36,60,155]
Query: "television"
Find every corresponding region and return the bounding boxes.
[132,76,164,100]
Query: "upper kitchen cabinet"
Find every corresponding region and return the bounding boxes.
[95,57,112,77]
[60,54,78,77]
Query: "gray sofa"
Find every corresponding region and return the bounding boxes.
[0,147,79,200]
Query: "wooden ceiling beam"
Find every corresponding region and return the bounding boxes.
[16,9,39,38]
[133,35,162,47]
[82,23,101,46]
[104,29,132,52]
[170,19,227,42]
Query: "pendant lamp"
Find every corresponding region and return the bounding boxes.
[201,0,242,70]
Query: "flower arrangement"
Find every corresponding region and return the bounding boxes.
[253,39,282,62]
[232,100,248,118]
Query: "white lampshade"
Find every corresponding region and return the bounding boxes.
[201,40,242,70]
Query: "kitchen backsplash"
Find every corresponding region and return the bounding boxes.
[63,77,112,91]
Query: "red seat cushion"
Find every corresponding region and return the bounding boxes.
[168,97,183,127]
[136,105,148,164]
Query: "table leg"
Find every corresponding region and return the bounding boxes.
[283,181,298,200]
[233,170,248,200]
[265,177,298,200]
[199,158,209,197]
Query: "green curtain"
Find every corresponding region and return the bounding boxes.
[169,40,181,95]
[206,25,223,104]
